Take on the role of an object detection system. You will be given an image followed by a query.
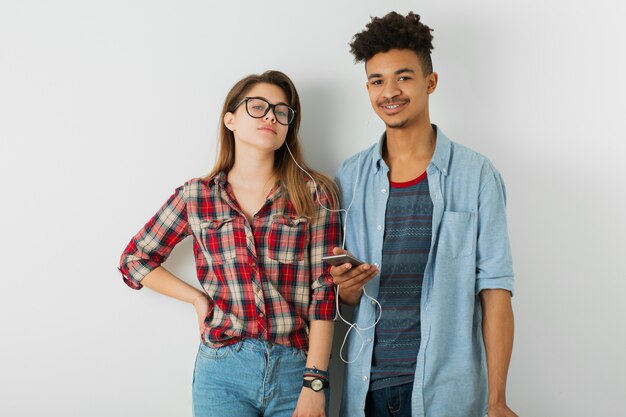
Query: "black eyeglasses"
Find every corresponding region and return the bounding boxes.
[232,96,296,125]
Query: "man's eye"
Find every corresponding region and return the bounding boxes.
[399,76,411,81]
[371,80,382,85]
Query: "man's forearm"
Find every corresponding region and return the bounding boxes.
[337,285,363,305]
[480,289,514,406]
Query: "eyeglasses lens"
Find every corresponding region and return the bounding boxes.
[245,98,293,125]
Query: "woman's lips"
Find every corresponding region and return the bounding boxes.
[258,126,277,134]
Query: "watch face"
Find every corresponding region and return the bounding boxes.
[311,379,324,391]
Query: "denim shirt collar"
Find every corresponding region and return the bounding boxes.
[372,124,451,176]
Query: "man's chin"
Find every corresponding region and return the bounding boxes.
[385,120,408,129]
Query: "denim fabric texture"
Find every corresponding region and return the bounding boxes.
[337,126,514,417]
[192,338,328,417]
[365,382,414,417]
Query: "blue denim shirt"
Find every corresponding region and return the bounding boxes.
[336,126,514,417]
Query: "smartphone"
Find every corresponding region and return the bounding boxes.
[321,254,365,267]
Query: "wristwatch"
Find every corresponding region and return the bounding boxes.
[303,377,329,392]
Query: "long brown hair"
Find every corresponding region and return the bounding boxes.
[205,70,338,218]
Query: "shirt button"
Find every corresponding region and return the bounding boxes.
[376,225,382,231]
[442,168,447,174]
[371,300,376,305]
[259,312,264,318]
[367,338,372,343]
[362,376,368,381]
[381,188,387,193]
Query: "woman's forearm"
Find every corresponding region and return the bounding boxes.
[306,320,334,371]
[140,266,206,305]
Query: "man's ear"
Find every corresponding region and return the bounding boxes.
[427,72,439,94]
[223,112,236,132]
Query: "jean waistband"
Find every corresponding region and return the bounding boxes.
[234,337,299,354]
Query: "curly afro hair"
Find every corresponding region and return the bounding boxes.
[350,11,434,75]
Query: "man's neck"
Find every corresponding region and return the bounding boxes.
[383,121,436,182]
[384,120,436,159]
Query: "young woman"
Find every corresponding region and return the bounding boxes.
[119,71,341,417]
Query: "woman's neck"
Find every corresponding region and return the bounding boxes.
[229,143,276,182]
[227,151,277,223]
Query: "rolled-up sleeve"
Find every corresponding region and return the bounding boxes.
[475,168,515,295]
[307,185,342,320]
[118,185,190,290]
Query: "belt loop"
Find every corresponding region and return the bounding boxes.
[232,340,243,352]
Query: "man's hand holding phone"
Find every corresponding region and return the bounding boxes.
[327,247,379,305]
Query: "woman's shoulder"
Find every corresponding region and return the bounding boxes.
[179,175,221,200]
[303,173,338,208]
[183,177,208,187]
[303,172,334,189]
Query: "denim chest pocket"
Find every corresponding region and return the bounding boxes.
[266,215,309,263]
[200,218,237,265]
[438,211,475,258]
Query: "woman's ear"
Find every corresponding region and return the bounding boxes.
[223,112,236,132]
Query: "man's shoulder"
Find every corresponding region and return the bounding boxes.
[343,142,378,167]
[336,142,378,178]
[433,127,506,191]
[447,136,489,163]
[445,136,500,178]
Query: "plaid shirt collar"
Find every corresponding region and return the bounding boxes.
[211,171,284,208]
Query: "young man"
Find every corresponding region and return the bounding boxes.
[330,12,518,417]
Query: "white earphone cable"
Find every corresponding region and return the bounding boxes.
[335,285,382,363]
[284,142,382,363]
[284,143,361,250]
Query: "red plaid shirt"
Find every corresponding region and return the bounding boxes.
[119,172,341,349]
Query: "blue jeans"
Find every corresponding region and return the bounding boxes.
[192,338,321,417]
[364,382,414,417]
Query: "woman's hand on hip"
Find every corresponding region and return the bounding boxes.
[192,294,210,336]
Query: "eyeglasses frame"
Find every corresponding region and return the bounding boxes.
[232,96,296,126]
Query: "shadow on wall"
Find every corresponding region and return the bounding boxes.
[329,305,356,415]
[298,83,345,177]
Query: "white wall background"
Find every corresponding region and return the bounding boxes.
[1,1,625,416]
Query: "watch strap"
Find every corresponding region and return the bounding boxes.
[302,377,329,391]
